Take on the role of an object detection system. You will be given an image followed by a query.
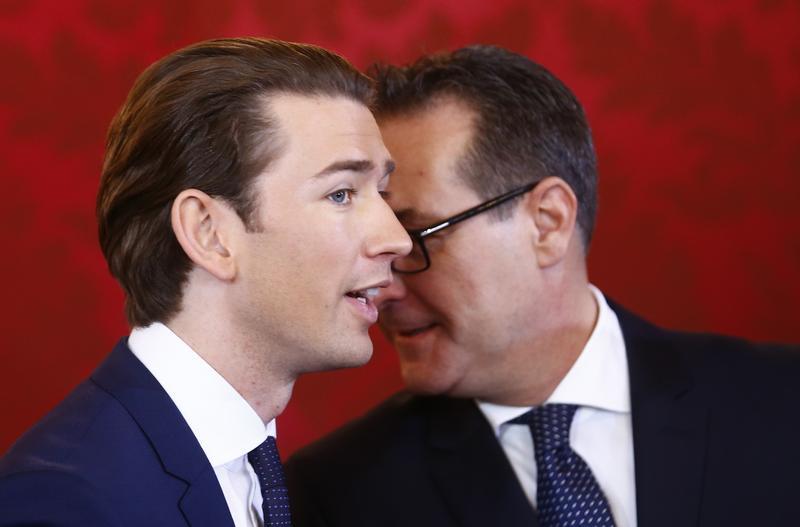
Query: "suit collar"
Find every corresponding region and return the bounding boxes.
[91,339,235,527]
[425,396,539,527]
[128,323,270,467]
[612,303,708,527]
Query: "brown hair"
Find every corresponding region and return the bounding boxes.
[97,38,373,327]
[369,45,597,247]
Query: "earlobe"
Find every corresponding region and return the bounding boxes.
[171,189,237,281]
[526,177,578,268]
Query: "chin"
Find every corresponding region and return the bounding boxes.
[400,367,457,396]
[294,339,373,374]
[344,347,373,368]
[330,339,374,370]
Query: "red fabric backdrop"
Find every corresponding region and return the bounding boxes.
[1,0,798,457]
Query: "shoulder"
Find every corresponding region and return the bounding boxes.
[285,392,467,525]
[0,468,123,526]
[1,376,156,486]
[286,391,474,486]
[613,301,800,399]
[289,391,435,467]
[2,380,114,470]
[673,331,800,400]
[612,299,798,361]
[0,380,136,525]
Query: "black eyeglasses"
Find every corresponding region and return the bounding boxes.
[392,181,540,274]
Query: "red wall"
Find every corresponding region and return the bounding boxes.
[1,0,798,457]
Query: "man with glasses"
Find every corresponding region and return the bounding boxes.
[286,45,800,526]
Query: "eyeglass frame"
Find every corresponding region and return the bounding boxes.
[392,180,541,274]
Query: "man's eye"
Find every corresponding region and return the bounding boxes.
[328,189,355,205]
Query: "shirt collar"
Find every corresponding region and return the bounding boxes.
[477,285,630,434]
[128,322,273,467]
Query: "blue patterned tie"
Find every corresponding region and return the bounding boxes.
[508,404,615,526]
[247,436,292,526]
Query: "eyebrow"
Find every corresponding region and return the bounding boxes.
[315,159,395,178]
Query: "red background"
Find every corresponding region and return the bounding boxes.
[1,0,798,457]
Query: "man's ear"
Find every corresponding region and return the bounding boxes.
[171,189,237,281]
[522,176,578,268]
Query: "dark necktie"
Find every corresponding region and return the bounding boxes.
[508,404,616,526]
[247,436,292,526]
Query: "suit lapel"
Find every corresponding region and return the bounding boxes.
[91,340,236,527]
[615,305,708,527]
[425,397,539,527]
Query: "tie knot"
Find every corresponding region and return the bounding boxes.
[247,436,286,488]
[507,403,577,451]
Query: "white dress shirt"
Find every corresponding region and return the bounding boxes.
[128,323,272,527]
[476,285,636,527]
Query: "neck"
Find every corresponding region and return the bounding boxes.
[486,276,598,407]
[167,304,296,424]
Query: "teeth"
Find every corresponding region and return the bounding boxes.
[348,287,380,301]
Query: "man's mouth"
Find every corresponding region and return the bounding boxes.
[397,323,437,337]
[344,285,383,324]
[345,287,380,304]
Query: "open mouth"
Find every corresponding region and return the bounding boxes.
[345,287,379,304]
[345,286,381,324]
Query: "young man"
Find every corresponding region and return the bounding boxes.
[286,45,800,527]
[0,38,410,526]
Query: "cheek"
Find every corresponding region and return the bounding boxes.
[428,253,521,332]
[436,246,492,297]
[291,220,360,270]
[415,267,481,328]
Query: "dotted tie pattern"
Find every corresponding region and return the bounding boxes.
[508,404,615,526]
[247,436,292,526]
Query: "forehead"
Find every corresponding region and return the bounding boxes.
[378,99,480,221]
[265,93,389,173]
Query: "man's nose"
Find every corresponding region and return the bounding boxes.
[364,196,413,261]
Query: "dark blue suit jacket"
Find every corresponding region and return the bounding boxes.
[0,339,235,526]
[286,305,800,527]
